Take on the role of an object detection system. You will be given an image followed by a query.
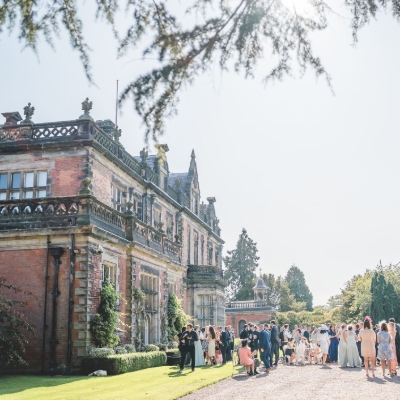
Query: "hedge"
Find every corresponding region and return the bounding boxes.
[166,348,180,357]
[82,351,167,375]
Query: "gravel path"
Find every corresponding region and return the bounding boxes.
[181,363,400,399]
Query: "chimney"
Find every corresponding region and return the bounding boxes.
[2,112,22,126]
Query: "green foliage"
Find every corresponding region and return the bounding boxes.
[90,281,121,348]
[87,347,115,358]
[284,265,313,311]
[261,273,306,312]
[156,343,168,352]
[168,341,178,349]
[114,346,127,354]
[337,263,400,323]
[4,2,399,140]
[224,229,259,301]
[81,351,167,375]
[132,287,146,350]
[0,277,35,367]
[167,294,191,342]
[123,344,136,353]
[276,307,337,328]
[166,348,180,356]
[143,344,159,352]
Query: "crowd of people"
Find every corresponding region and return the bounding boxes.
[175,317,400,378]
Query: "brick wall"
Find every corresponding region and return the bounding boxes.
[226,312,274,335]
[91,157,112,206]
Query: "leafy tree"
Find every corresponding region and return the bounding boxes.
[284,265,313,311]
[0,277,35,366]
[3,1,400,140]
[370,272,387,323]
[167,294,191,342]
[90,281,121,348]
[224,228,259,301]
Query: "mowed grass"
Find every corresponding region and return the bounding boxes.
[0,364,241,400]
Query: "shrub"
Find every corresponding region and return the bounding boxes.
[82,351,167,375]
[114,346,127,354]
[90,281,121,347]
[143,344,159,352]
[166,348,180,356]
[157,343,167,352]
[123,344,136,353]
[87,348,115,357]
[168,341,178,349]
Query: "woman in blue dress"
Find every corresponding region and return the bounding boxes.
[377,322,394,377]
[328,324,339,363]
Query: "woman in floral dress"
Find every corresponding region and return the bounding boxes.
[377,322,394,377]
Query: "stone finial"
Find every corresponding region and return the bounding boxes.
[79,177,92,195]
[155,144,169,167]
[191,149,195,159]
[20,103,35,125]
[124,201,134,216]
[174,178,182,190]
[140,147,148,163]
[79,98,93,120]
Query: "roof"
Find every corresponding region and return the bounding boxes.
[253,277,268,289]
[168,173,189,189]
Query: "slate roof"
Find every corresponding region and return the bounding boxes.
[168,173,189,189]
[253,278,268,289]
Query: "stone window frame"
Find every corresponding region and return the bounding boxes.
[153,203,162,228]
[198,294,213,326]
[111,182,126,212]
[100,252,120,299]
[168,281,176,294]
[140,272,159,313]
[0,169,48,201]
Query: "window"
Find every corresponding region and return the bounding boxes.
[141,274,158,312]
[153,207,161,228]
[198,295,213,326]
[111,184,124,212]
[102,262,116,285]
[194,231,199,265]
[166,213,174,239]
[0,170,47,201]
[133,194,143,220]
[168,282,176,294]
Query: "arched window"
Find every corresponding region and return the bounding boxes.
[238,319,246,333]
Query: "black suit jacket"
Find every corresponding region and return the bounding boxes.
[221,331,230,346]
[240,329,249,340]
[270,325,279,343]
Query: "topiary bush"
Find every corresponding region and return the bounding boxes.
[166,348,180,356]
[123,344,136,353]
[114,346,127,354]
[143,344,159,352]
[157,343,167,352]
[167,341,178,349]
[82,351,167,375]
[87,347,115,357]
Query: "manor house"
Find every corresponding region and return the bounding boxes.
[0,100,225,373]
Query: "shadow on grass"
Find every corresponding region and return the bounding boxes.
[0,375,91,396]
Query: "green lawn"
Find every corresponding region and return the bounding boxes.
[0,364,241,400]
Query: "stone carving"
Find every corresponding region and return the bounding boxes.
[79,98,93,120]
[113,127,122,142]
[80,177,92,195]
[140,148,148,163]
[21,103,35,125]
[155,144,169,167]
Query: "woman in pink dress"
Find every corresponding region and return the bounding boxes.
[359,317,376,377]
[238,340,255,376]
[388,322,398,375]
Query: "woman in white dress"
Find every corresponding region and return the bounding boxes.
[194,325,205,367]
[338,324,348,367]
[310,327,318,347]
[207,326,216,365]
[317,325,330,365]
[346,325,361,367]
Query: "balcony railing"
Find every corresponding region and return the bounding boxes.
[225,300,274,310]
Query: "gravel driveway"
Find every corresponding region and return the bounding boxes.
[181,364,400,399]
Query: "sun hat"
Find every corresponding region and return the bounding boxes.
[319,324,329,330]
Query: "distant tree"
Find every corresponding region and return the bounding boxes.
[0,277,35,367]
[224,229,259,301]
[3,1,400,140]
[284,265,313,311]
[384,282,400,320]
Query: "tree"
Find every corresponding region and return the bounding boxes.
[3,1,399,140]
[0,277,35,366]
[90,281,121,348]
[224,228,259,301]
[167,294,191,342]
[284,265,313,311]
[370,272,387,324]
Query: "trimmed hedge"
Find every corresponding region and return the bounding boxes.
[166,348,180,357]
[82,351,167,375]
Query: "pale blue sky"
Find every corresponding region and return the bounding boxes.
[2,2,400,306]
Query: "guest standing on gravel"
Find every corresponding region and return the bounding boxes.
[259,324,271,373]
[359,317,376,377]
[179,324,198,373]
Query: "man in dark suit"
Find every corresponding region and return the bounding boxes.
[226,325,234,361]
[179,324,198,372]
[389,318,400,362]
[270,320,279,367]
[220,326,231,365]
[258,324,271,373]
[240,324,249,340]
[248,323,255,353]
